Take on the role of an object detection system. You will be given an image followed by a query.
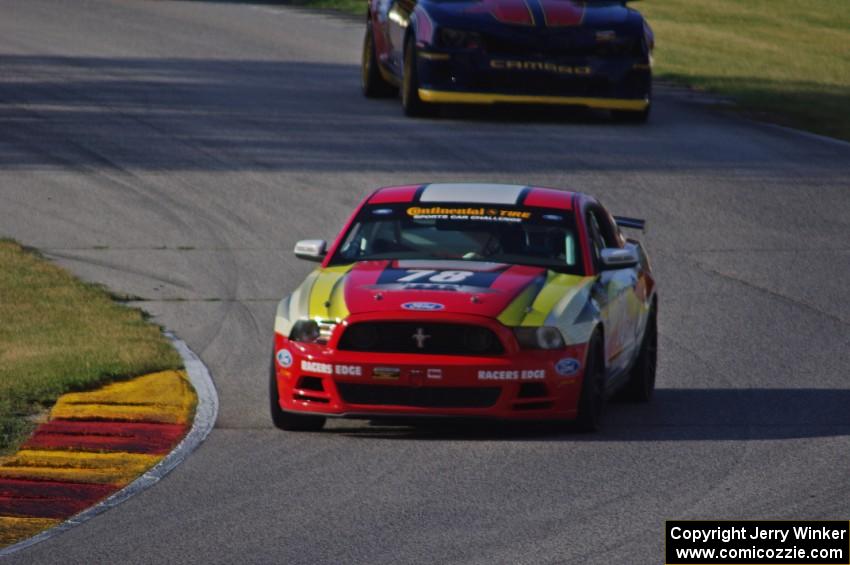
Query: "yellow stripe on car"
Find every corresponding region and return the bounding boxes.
[308,264,354,320]
[520,273,593,326]
[418,89,649,111]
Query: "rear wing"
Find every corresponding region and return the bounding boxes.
[613,216,646,232]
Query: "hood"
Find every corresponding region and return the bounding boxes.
[426,0,635,29]
[304,260,594,325]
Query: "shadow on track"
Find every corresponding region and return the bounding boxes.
[0,54,743,174]
[327,388,850,442]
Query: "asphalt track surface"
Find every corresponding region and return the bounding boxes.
[1,1,849,563]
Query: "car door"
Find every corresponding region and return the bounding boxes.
[586,206,639,381]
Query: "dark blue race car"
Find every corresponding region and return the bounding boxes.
[361,0,654,121]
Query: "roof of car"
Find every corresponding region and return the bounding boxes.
[368,183,577,210]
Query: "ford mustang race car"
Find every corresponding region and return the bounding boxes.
[361,0,653,120]
[271,183,657,431]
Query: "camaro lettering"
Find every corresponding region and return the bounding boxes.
[490,60,592,75]
[301,360,333,375]
[478,369,546,380]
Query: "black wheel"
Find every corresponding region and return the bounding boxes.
[269,356,326,431]
[401,36,432,117]
[575,332,606,432]
[361,23,396,98]
[620,304,657,402]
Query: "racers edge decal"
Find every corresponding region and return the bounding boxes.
[300,360,363,376]
[478,369,546,381]
[277,349,293,368]
[555,357,581,377]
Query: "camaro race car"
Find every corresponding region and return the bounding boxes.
[270,183,658,431]
[361,0,654,120]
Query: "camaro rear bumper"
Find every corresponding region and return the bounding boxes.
[415,50,651,110]
[273,331,589,420]
[418,89,649,110]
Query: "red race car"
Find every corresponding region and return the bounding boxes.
[270,183,657,431]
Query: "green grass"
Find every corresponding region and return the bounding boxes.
[638,0,850,140]
[0,240,182,454]
[296,0,850,140]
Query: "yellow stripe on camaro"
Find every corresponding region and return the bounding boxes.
[418,90,649,111]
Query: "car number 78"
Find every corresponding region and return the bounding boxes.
[397,270,474,283]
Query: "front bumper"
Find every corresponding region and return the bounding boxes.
[273,327,589,421]
[416,49,651,110]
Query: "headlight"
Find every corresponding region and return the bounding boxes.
[438,28,482,49]
[289,320,321,343]
[513,327,565,350]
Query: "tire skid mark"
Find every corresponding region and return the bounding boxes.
[0,370,195,548]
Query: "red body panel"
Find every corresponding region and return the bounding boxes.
[273,314,590,420]
[539,0,585,27]
[342,260,546,317]
[465,0,535,26]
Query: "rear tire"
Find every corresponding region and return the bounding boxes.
[401,36,433,117]
[575,333,606,432]
[269,356,326,431]
[620,304,657,402]
[361,23,396,98]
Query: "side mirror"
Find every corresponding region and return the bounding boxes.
[600,247,639,270]
[294,239,327,262]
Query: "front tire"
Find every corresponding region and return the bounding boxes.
[269,357,326,431]
[620,304,657,402]
[575,333,606,432]
[401,36,432,117]
[361,23,396,98]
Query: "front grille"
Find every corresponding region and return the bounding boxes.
[337,383,501,408]
[338,322,504,355]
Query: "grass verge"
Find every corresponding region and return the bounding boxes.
[0,240,182,454]
[627,0,849,140]
[287,0,849,141]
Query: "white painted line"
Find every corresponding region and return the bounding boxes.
[0,333,218,557]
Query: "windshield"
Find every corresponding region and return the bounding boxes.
[329,203,583,274]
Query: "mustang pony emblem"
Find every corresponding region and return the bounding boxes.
[412,328,432,349]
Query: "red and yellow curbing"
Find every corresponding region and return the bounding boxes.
[0,370,196,547]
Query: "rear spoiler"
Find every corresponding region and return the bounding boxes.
[613,216,646,232]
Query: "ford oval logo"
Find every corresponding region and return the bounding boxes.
[402,302,445,311]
